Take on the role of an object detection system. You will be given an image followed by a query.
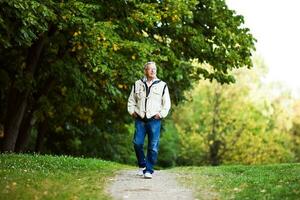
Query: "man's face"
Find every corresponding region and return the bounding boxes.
[144,64,157,79]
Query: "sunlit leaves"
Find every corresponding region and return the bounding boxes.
[173,62,295,165]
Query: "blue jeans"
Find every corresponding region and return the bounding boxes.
[133,117,161,174]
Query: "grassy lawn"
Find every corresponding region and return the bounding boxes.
[0,153,128,200]
[2,154,300,200]
[173,163,300,200]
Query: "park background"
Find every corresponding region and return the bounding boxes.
[1,0,300,168]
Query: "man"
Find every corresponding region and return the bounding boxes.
[127,61,171,179]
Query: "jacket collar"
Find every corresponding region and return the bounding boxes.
[141,76,160,83]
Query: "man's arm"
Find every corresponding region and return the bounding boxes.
[159,84,171,118]
[127,84,137,116]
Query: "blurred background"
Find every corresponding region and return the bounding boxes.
[1,0,299,168]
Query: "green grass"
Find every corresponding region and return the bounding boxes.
[2,154,300,200]
[0,153,128,200]
[172,163,300,200]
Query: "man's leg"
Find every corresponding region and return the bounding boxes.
[145,119,161,174]
[133,118,147,168]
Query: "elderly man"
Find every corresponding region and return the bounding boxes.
[127,61,171,179]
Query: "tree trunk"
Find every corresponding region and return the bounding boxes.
[35,119,48,153]
[14,107,34,152]
[209,87,221,166]
[210,140,221,166]
[15,77,55,152]
[2,90,29,152]
[1,35,46,152]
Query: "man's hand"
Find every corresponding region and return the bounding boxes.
[154,113,161,119]
[132,112,138,118]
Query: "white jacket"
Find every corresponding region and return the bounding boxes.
[127,78,171,119]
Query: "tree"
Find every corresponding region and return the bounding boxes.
[173,58,294,165]
[291,100,300,161]
[0,0,255,159]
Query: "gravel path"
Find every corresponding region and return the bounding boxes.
[107,170,195,200]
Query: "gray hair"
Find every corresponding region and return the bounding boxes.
[144,61,156,69]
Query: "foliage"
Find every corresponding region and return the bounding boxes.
[0,0,255,163]
[172,58,295,165]
[157,119,180,168]
[291,100,300,161]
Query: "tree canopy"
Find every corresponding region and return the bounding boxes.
[0,0,255,158]
[172,58,295,165]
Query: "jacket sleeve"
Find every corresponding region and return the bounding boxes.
[127,84,136,115]
[160,84,171,118]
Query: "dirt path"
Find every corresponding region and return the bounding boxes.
[107,170,195,200]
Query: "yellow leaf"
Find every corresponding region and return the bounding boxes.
[141,30,149,37]
[172,14,179,22]
[61,86,67,96]
[153,34,163,42]
[113,44,120,51]
[118,84,123,89]
[48,111,54,118]
[55,126,63,133]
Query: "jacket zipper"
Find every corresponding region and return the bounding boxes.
[142,80,161,118]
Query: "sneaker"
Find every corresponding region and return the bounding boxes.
[136,168,145,176]
[144,172,152,179]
